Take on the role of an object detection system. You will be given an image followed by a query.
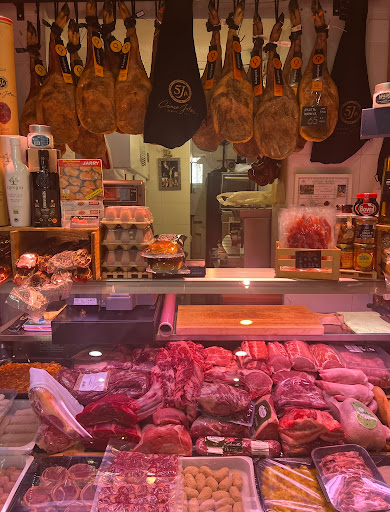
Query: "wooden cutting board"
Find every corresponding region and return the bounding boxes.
[176,305,324,335]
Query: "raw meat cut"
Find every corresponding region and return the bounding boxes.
[76,394,137,426]
[285,340,317,371]
[204,346,233,367]
[19,22,45,136]
[253,395,279,440]
[143,0,206,148]
[41,466,68,488]
[267,342,291,373]
[67,463,96,487]
[135,424,192,456]
[190,415,250,439]
[115,0,151,134]
[282,0,306,152]
[273,376,327,414]
[319,368,368,385]
[67,19,106,158]
[254,14,299,159]
[279,408,344,456]
[316,380,374,405]
[155,341,205,422]
[324,395,389,451]
[240,341,268,368]
[192,0,223,152]
[101,0,121,80]
[210,0,253,143]
[195,437,281,457]
[36,4,78,145]
[333,346,390,387]
[76,0,116,134]
[233,3,263,158]
[299,1,339,141]
[58,368,150,405]
[85,423,141,444]
[51,482,79,507]
[310,343,346,370]
[80,483,97,501]
[197,382,251,417]
[319,451,390,512]
[204,366,272,399]
[24,487,51,506]
[272,370,316,384]
[153,407,189,429]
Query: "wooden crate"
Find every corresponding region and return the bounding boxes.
[340,269,378,280]
[8,227,101,279]
[275,242,340,281]
[376,224,390,276]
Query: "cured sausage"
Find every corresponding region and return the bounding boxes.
[299,0,339,141]
[283,0,306,151]
[233,1,263,158]
[192,0,223,153]
[76,0,116,135]
[195,437,281,457]
[36,4,79,145]
[67,19,106,158]
[254,13,299,159]
[210,0,253,143]
[115,0,151,135]
[19,22,45,136]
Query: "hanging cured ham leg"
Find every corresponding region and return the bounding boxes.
[67,19,106,158]
[210,0,253,144]
[76,0,116,134]
[19,22,45,136]
[283,0,306,151]
[36,3,78,145]
[192,0,223,153]
[299,0,339,141]
[115,0,152,135]
[101,0,121,80]
[233,1,263,158]
[254,14,299,160]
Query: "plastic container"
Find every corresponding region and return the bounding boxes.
[0,454,34,512]
[0,400,38,455]
[6,456,101,512]
[102,226,154,250]
[102,248,147,272]
[373,82,390,108]
[0,391,17,424]
[312,444,390,512]
[334,344,390,387]
[180,456,261,512]
[102,206,153,229]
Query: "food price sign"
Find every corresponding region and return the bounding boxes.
[294,174,352,207]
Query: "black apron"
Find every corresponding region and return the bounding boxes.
[311,0,371,163]
[143,0,206,149]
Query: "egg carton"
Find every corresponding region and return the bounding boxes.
[102,248,147,272]
[102,206,153,229]
[102,226,154,250]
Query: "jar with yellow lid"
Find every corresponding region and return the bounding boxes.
[354,243,375,272]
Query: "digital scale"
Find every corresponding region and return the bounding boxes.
[103,180,145,206]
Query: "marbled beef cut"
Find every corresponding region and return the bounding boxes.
[299,0,339,141]
[198,382,251,417]
[115,0,151,134]
[254,13,299,159]
[36,4,79,145]
[210,0,253,143]
[76,0,116,135]
[192,0,223,153]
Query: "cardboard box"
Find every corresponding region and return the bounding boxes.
[58,159,103,201]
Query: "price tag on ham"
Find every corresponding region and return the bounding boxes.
[75,372,109,392]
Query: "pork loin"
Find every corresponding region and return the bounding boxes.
[192,0,223,153]
[210,0,253,143]
[254,13,300,159]
[298,0,339,141]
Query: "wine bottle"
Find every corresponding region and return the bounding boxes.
[30,149,61,227]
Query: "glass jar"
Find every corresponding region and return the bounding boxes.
[354,243,375,272]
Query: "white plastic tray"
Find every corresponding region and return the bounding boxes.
[179,455,262,512]
[0,400,37,455]
[1,454,34,512]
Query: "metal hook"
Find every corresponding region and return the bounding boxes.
[73,1,78,23]
[274,0,279,21]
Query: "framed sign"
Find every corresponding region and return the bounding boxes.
[294,173,352,206]
[158,158,181,190]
